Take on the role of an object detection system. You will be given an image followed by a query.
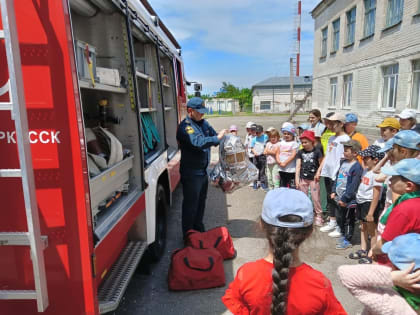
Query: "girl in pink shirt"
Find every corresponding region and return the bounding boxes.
[276,126,299,188]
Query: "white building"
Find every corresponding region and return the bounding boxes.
[204,98,240,114]
[252,76,312,113]
[311,0,420,133]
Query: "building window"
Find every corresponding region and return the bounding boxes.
[332,19,340,52]
[260,101,271,110]
[330,77,338,107]
[382,64,399,108]
[346,8,356,45]
[364,0,376,37]
[343,74,353,108]
[321,27,328,57]
[386,0,404,27]
[411,60,420,110]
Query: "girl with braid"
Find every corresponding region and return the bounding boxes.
[222,188,346,315]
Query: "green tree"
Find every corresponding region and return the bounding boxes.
[187,93,211,99]
[216,82,252,112]
[237,88,252,112]
[217,82,240,98]
[188,82,253,112]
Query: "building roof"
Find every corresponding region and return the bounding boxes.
[311,0,335,18]
[252,76,312,90]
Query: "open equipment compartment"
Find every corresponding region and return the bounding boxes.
[132,24,165,166]
[159,50,179,160]
[70,2,144,242]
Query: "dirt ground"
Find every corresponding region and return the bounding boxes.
[113,115,363,315]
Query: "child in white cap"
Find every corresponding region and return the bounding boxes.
[316,113,350,235]
[276,125,299,188]
[396,108,419,131]
[222,188,346,315]
[244,122,256,160]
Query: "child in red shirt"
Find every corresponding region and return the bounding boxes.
[222,188,347,315]
[372,158,420,258]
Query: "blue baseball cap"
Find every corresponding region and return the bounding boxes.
[187,97,207,114]
[393,130,420,151]
[345,113,358,123]
[381,158,420,185]
[298,123,310,131]
[382,233,420,271]
[262,188,313,228]
[281,125,296,136]
[378,138,395,153]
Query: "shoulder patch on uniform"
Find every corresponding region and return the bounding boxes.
[185,126,194,134]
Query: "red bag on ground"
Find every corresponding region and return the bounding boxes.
[168,246,225,291]
[185,226,236,260]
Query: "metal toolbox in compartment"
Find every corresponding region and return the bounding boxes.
[89,155,134,216]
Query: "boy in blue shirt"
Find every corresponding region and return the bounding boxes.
[250,125,268,190]
[331,139,364,249]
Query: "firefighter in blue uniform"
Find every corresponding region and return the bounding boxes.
[176,97,227,237]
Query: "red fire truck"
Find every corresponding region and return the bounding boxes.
[0,0,187,313]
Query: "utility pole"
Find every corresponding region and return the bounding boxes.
[289,57,294,116]
[272,87,275,113]
[296,0,301,76]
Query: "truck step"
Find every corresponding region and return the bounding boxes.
[98,241,147,314]
[0,102,13,111]
[0,290,37,300]
[0,169,21,177]
[0,232,48,249]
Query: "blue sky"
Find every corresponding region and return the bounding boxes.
[149,0,320,94]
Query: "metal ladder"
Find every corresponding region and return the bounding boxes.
[0,0,49,312]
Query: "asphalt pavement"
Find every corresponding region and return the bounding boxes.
[113,114,363,315]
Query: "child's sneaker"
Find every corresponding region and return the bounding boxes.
[253,182,259,190]
[335,236,345,244]
[336,239,352,250]
[261,183,269,192]
[314,216,324,227]
[320,220,336,232]
[328,226,342,238]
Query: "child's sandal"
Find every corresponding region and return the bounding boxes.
[349,249,367,259]
[358,257,372,264]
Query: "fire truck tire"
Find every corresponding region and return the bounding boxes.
[148,184,168,262]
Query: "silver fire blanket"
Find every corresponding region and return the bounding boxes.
[209,134,258,193]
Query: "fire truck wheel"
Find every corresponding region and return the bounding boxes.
[148,184,168,262]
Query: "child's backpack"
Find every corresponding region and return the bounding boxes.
[185,226,236,260]
[168,246,225,291]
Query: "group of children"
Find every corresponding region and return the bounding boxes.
[241,115,329,227]
[238,111,420,253]
[242,121,305,191]
[319,115,420,258]
[221,109,420,314]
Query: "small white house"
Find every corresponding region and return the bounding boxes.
[205,98,240,114]
[252,76,312,113]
